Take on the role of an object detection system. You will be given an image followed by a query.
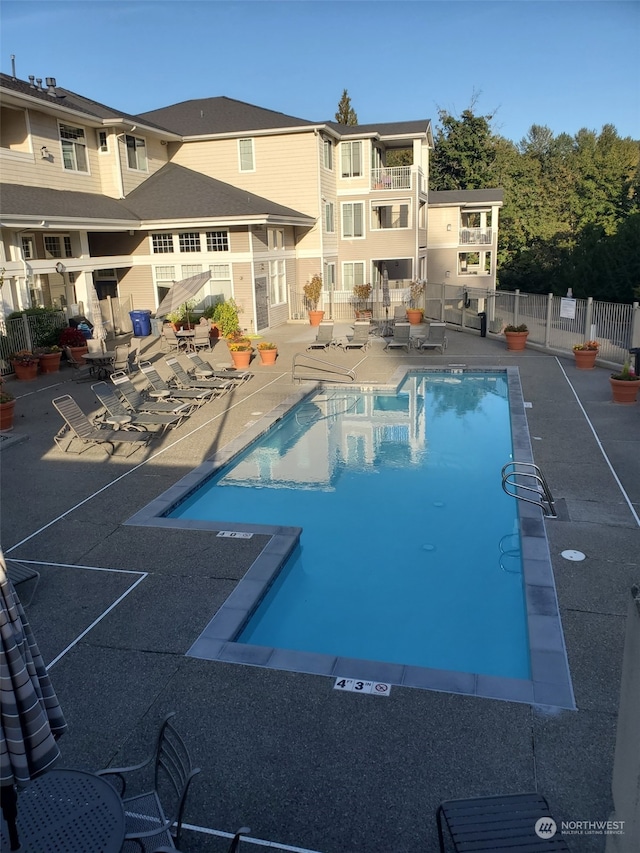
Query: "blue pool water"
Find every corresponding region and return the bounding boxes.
[169,372,530,679]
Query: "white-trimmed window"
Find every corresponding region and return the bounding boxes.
[21,235,35,260]
[59,123,88,172]
[340,141,362,177]
[125,134,148,171]
[268,228,284,250]
[324,262,336,292]
[179,232,201,252]
[43,235,73,259]
[97,130,108,153]
[269,259,286,305]
[341,261,365,292]
[238,138,255,172]
[342,202,364,238]
[155,265,175,304]
[209,263,232,301]
[181,264,203,279]
[152,233,174,253]
[458,251,481,275]
[206,231,229,252]
[371,200,410,230]
[323,138,333,170]
[324,202,335,233]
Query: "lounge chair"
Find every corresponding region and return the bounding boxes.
[185,352,251,383]
[436,792,569,852]
[64,346,93,381]
[138,362,213,404]
[418,322,448,354]
[53,394,150,456]
[92,381,184,434]
[111,371,196,417]
[384,322,412,353]
[307,322,337,351]
[342,321,370,351]
[165,357,234,393]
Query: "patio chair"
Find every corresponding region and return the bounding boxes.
[342,321,371,351]
[393,306,408,322]
[128,337,142,371]
[436,792,570,851]
[418,322,448,354]
[52,394,150,456]
[185,352,252,383]
[192,322,212,352]
[138,362,213,404]
[96,712,201,852]
[384,322,412,353]
[152,826,251,853]
[92,381,183,434]
[165,357,234,393]
[64,346,93,381]
[5,559,40,606]
[161,325,184,353]
[307,321,337,351]
[111,344,131,374]
[111,371,196,418]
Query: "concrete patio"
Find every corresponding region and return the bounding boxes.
[1,322,638,852]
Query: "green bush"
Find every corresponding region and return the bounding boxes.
[212,299,241,337]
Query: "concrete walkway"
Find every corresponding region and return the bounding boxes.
[1,324,638,852]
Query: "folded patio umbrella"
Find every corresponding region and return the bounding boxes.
[88,281,108,351]
[0,549,67,850]
[154,271,212,328]
[382,268,391,322]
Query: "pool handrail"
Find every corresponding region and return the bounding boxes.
[292,353,356,384]
[501,461,557,519]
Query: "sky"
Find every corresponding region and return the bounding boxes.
[1,0,639,144]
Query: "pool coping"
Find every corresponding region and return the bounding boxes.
[125,367,576,710]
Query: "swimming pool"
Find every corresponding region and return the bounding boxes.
[127,367,574,708]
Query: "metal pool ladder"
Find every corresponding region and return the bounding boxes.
[292,353,356,384]
[501,461,557,518]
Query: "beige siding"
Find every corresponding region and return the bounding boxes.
[119,135,170,195]
[118,264,156,309]
[1,106,30,151]
[427,207,459,246]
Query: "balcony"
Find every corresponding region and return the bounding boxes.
[459,227,492,245]
[371,166,411,191]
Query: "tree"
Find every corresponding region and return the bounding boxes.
[429,106,496,190]
[335,89,358,125]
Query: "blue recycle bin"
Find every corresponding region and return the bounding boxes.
[129,309,152,337]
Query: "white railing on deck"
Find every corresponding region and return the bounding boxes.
[459,227,493,245]
[370,167,411,190]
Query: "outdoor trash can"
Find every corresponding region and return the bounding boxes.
[129,310,152,337]
[478,311,487,337]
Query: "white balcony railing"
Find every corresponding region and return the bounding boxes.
[459,227,493,245]
[371,166,411,190]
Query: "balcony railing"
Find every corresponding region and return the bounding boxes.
[459,227,493,245]
[371,166,411,190]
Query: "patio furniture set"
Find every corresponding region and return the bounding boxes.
[307,319,448,354]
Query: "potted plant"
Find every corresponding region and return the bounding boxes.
[0,377,16,431]
[34,345,63,374]
[504,324,529,351]
[59,327,89,364]
[353,283,372,319]
[572,340,599,370]
[257,341,278,365]
[10,350,39,381]
[303,274,324,326]
[212,299,241,338]
[406,281,424,324]
[610,361,640,404]
[228,342,253,369]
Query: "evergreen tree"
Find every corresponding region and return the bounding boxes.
[429,107,496,190]
[335,89,358,125]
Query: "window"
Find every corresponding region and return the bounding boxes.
[152,233,174,253]
[323,138,333,170]
[238,138,254,171]
[97,130,108,153]
[209,263,232,301]
[324,262,336,292]
[206,231,229,252]
[181,265,203,278]
[43,235,73,259]
[371,201,410,230]
[269,259,286,305]
[154,265,175,304]
[458,251,480,275]
[179,232,201,252]
[21,236,34,260]
[324,202,335,233]
[484,251,492,274]
[125,134,148,171]
[341,141,362,177]
[59,123,88,172]
[342,261,365,292]
[268,228,284,250]
[342,202,364,238]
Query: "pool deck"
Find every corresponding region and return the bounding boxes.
[1,323,638,852]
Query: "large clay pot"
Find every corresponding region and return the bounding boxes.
[258,348,277,365]
[38,352,63,374]
[68,346,89,365]
[230,349,252,369]
[573,349,597,370]
[0,399,16,431]
[308,310,325,327]
[610,377,640,404]
[505,331,529,352]
[12,361,38,381]
[406,309,423,325]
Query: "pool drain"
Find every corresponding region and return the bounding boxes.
[561,550,586,562]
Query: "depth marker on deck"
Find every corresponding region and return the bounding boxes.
[334,678,391,696]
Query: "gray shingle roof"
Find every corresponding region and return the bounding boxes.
[429,189,504,205]
[324,120,431,137]
[0,183,138,222]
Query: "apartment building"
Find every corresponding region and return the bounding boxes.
[0,72,502,332]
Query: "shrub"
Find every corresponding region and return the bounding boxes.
[303,275,323,310]
[59,327,88,348]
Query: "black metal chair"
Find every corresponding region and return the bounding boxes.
[436,792,570,852]
[97,713,201,852]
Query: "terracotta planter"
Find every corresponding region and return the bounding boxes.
[0,399,16,431]
[355,310,373,320]
[406,309,423,325]
[610,377,640,404]
[38,352,63,374]
[230,349,252,369]
[12,361,38,381]
[505,331,529,351]
[68,346,89,365]
[308,310,325,327]
[258,348,277,365]
[573,349,597,370]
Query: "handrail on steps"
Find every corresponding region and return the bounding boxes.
[292,353,356,384]
[501,461,557,519]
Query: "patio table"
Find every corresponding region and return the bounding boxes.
[83,350,116,379]
[176,329,195,351]
[0,768,125,853]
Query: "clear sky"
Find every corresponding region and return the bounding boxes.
[1,0,638,144]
